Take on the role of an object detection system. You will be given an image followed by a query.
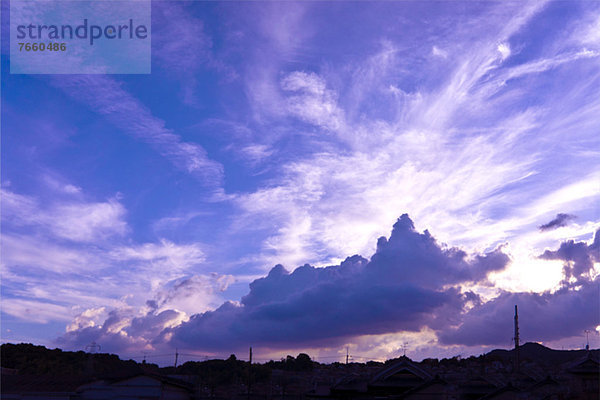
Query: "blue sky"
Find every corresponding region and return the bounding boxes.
[1,1,600,364]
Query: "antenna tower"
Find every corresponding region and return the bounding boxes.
[85,341,101,353]
[585,330,591,351]
[514,305,520,371]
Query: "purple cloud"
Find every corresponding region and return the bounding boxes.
[55,274,234,354]
[539,229,600,285]
[539,213,576,231]
[440,230,600,346]
[167,214,509,352]
[438,281,599,346]
[56,307,181,354]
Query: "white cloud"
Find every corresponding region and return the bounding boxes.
[231,1,599,293]
[52,76,224,186]
[281,71,345,132]
[240,144,275,163]
[66,307,107,332]
[432,46,448,59]
[51,200,127,242]
[1,188,127,242]
[497,42,511,60]
[1,186,217,327]
[58,273,236,353]
[1,299,73,324]
[109,240,206,277]
[1,234,97,274]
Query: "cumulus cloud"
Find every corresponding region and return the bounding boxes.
[439,281,599,346]
[539,228,599,285]
[440,230,600,346]
[58,306,174,354]
[167,214,508,352]
[539,213,576,231]
[57,274,235,354]
[151,274,236,315]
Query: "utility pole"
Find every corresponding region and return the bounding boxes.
[247,347,252,400]
[174,348,179,368]
[346,347,349,365]
[402,342,409,357]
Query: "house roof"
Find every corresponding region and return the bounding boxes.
[525,375,560,391]
[332,373,369,393]
[370,357,432,385]
[479,383,520,400]
[1,374,92,394]
[1,371,193,394]
[399,375,448,398]
[566,352,600,375]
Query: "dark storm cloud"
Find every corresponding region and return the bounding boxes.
[539,213,576,231]
[168,214,509,351]
[439,230,600,346]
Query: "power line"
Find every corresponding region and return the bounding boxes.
[123,348,392,365]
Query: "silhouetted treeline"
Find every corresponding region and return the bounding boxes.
[3,342,595,382]
[1,343,142,377]
[1,343,316,386]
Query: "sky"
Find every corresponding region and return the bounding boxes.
[1,1,600,365]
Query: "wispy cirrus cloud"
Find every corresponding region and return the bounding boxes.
[227,1,600,280]
[1,182,225,332]
[1,188,127,242]
[152,2,238,105]
[51,76,224,187]
[281,71,345,132]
